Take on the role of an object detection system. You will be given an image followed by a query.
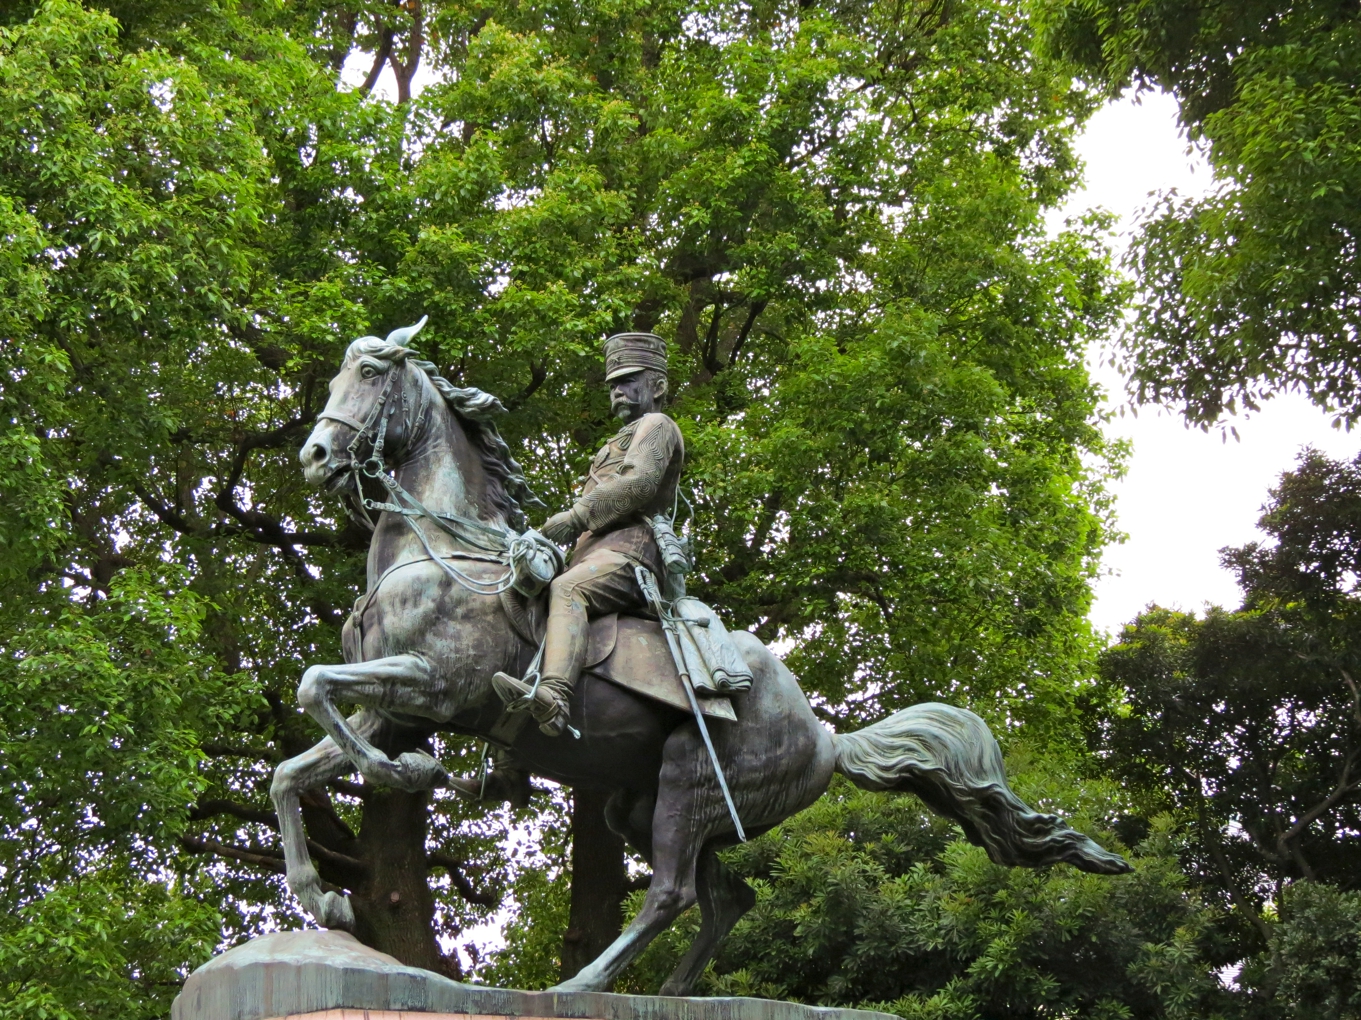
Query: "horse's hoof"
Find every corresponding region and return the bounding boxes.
[318,890,355,931]
[395,750,449,791]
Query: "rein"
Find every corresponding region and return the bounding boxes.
[319,362,517,597]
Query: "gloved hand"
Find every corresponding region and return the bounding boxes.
[540,506,587,545]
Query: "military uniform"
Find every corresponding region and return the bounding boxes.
[539,411,685,687]
[493,331,683,735]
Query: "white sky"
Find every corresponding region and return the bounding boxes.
[1051,92,1359,635]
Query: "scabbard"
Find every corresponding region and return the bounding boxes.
[635,566,746,841]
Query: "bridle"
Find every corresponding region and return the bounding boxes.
[318,359,517,596]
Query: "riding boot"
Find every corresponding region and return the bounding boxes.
[530,583,591,735]
[491,597,587,736]
[492,552,636,737]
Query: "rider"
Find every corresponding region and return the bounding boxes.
[492,332,684,736]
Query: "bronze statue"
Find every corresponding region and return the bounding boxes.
[272,319,1130,996]
[492,332,684,736]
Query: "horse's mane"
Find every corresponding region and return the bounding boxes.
[344,337,542,530]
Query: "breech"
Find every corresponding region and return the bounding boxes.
[540,549,648,696]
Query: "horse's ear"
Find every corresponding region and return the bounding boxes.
[385,315,428,349]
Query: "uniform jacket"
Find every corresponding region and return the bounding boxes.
[570,412,684,571]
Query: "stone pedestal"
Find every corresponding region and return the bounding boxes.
[171,931,896,1020]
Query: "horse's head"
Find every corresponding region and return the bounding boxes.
[301,317,431,492]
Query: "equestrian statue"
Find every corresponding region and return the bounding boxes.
[271,318,1131,996]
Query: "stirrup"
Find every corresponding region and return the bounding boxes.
[492,671,537,711]
[491,672,576,738]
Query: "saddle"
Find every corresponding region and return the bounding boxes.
[585,613,736,722]
[500,589,735,722]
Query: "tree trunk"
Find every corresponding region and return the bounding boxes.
[561,786,628,982]
[352,785,455,978]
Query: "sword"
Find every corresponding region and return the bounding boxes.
[635,566,746,842]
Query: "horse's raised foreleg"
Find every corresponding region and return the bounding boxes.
[270,722,372,931]
[658,846,756,996]
[296,654,451,792]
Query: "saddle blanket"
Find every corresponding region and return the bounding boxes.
[583,613,737,722]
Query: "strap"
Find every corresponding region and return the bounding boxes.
[321,365,514,593]
[371,549,507,593]
[365,480,511,553]
[392,494,515,595]
[317,410,369,432]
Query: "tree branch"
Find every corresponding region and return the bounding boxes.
[128,477,201,536]
[306,839,367,876]
[726,300,767,368]
[1341,668,1361,729]
[702,301,728,377]
[189,799,278,830]
[389,1,424,105]
[329,778,371,800]
[179,835,285,874]
[1197,803,1272,945]
[185,798,363,879]
[360,28,395,94]
[226,321,290,371]
[1275,751,1357,876]
[427,851,499,907]
[506,360,547,411]
[328,9,359,71]
[201,742,277,762]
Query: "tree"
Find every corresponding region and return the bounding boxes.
[1242,881,1361,1020]
[1089,448,1361,971]
[1036,0,1361,426]
[603,779,1234,1020]
[0,0,1126,1012]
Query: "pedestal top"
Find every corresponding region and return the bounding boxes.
[171,930,898,1020]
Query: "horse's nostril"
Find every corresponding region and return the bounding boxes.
[306,441,329,464]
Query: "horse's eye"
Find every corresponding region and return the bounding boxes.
[360,364,381,379]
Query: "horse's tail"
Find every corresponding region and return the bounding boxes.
[832,703,1131,875]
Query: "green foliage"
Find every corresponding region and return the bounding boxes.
[1243,882,1361,1020]
[1,566,225,863]
[1082,450,1361,1018]
[0,0,1128,1012]
[0,876,222,1020]
[477,796,573,990]
[614,781,1231,1020]
[1036,0,1361,425]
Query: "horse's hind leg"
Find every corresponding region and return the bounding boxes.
[659,846,755,996]
[554,727,726,992]
[605,788,656,863]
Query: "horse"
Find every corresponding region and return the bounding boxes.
[271,320,1131,996]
